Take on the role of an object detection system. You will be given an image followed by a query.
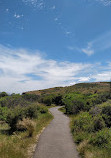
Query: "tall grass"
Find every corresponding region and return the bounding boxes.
[0,112,53,158]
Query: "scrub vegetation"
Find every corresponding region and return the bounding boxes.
[57,82,111,158]
[69,100,111,158]
[0,82,111,158]
[0,93,53,158]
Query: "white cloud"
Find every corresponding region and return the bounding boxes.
[0,45,110,93]
[78,77,90,82]
[14,13,24,19]
[0,44,92,93]
[82,48,94,56]
[68,43,94,56]
[92,72,111,81]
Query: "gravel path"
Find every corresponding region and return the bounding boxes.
[33,106,79,158]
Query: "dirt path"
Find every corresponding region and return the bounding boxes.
[33,106,79,158]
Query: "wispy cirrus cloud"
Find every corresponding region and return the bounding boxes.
[81,42,94,56]
[86,0,111,6]
[22,0,45,10]
[83,30,111,55]
[68,30,111,56]
[96,0,111,6]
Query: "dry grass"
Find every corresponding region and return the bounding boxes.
[26,82,110,96]
[77,140,89,155]
[0,113,53,158]
[85,151,94,158]
[17,118,36,137]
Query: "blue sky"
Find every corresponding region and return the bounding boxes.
[0,0,111,93]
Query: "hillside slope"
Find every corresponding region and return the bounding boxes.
[25,82,110,95]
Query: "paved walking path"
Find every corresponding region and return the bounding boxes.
[33,106,79,158]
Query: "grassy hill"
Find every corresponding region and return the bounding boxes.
[25,82,110,95]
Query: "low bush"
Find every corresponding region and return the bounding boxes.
[73,112,94,133]
[0,95,29,108]
[89,106,102,116]
[6,104,39,132]
[93,115,105,131]
[74,134,85,144]
[89,129,110,147]
[52,95,63,105]
[25,104,38,119]
[0,106,9,121]
[102,106,111,127]
[39,106,48,114]
[63,92,111,115]
[65,99,85,115]
[6,106,24,132]
[71,100,85,114]
[22,93,39,102]
[42,95,53,106]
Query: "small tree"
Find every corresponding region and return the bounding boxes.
[6,107,24,132]
[0,92,8,98]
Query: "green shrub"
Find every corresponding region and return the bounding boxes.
[6,104,39,132]
[25,104,38,119]
[102,106,111,127]
[0,92,8,98]
[0,95,29,108]
[71,100,85,114]
[93,115,105,131]
[64,98,85,115]
[99,92,110,102]
[0,97,9,107]
[73,112,94,133]
[84,100,93,111]
[6,107,24,132]
[89,106,102,116]
[85,92,110,109]
[42,95,53,106]
[74,134,85,144]
[52,95,63,105]
[0,106,9,121]
[89,129,110,147]
[22,93,39,102]
[39,106,48,114]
